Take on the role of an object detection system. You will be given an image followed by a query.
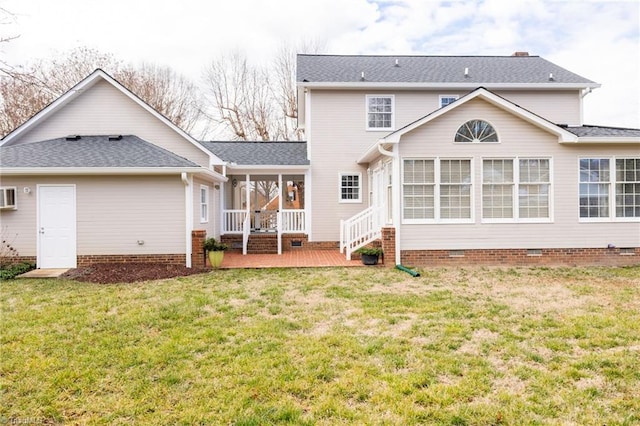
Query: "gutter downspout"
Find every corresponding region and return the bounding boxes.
[377,142,401,266]
[181,172,193,268]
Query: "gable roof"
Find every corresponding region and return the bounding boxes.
[0,135,199,169]
[200,141,310,166]
[297,54,600,89]
[0,69,224,165]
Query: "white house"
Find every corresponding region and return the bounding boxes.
[1,53,638,269]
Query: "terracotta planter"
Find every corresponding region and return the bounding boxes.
[208,251,225,268]
[361,254,379,265]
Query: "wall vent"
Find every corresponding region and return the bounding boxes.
[620,248,635,256]
[291,240,303,247]
[449,250,465,257]
[527,249,543,257]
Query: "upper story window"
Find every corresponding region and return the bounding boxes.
[439,95,458,108]
[339,173,362,203]
[580,157,640,220]
[455,120,498,143]
[366,95,394,131]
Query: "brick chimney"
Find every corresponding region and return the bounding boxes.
[512,51,530,57]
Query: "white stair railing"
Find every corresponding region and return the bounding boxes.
[340,206,381,260]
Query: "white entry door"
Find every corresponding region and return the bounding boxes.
[38,185,77,268]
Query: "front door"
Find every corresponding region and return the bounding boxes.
[38,185,77,268]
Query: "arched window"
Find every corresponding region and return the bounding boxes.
[455,120,498,143]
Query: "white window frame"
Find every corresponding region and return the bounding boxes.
[339,172,362,203]
[579,157,640,222]
[454,119,500,144]
[366,95,394,131]
[0,187,17,210]
[401,158,474,224]
[481,157,553,223]
[199,185,209,223]
[439,95,458,108]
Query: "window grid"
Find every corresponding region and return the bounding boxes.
[200,186,209,223]
[519,159,550,219]
[615,158,640,218]
[367,96,393,130]
[579,158,610,218]
[455,120,498,143]
[340,173,361,202]
[440,160,471,219]
[482,159,514,219]
[439,95,458,108]
[403,159,435,220]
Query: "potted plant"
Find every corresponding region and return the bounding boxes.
[203,237,228,268]
[355,247,383,265]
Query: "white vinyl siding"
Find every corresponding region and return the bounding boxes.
[9,79,211,167]
[366,95,394,130]
[580,157,640,221]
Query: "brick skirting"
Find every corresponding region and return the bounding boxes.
[221,234,339,252]
[77,254,186,267]
[400,247,639,267]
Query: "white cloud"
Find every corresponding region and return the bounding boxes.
[2,0,638,127]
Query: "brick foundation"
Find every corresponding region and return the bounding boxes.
[77,254,186,267]
[221,234,339,253]
[400,247,639,267]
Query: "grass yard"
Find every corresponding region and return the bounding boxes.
[1,266,639,425]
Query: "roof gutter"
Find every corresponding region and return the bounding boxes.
[298,82,601,90]
[0,167,228,181]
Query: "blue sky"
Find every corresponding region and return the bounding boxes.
[2,0,639,127]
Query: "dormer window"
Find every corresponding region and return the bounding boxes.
[454,120,498,143]
[366,95,394,131]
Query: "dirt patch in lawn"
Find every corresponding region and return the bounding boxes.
[61,263,206,284]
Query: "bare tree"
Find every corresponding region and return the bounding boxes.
[0,7,19,78]
[202,41,323,141]
[0,47,203,137]
[116,63,203,132]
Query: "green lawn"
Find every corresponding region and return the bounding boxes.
[1,266,639,425]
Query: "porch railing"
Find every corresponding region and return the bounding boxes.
[340,206,381,260]
[281,209,305,233]
[223,209,305,234]
[223,210,246,234]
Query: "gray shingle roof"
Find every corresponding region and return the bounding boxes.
[0,135,199,168]
[563,125,640,137]
[200,141,309,166]
[297,54,598,85]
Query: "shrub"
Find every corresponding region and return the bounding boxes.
[203,237,228,252]
[0,262,35,280]
[355,247,383,256]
